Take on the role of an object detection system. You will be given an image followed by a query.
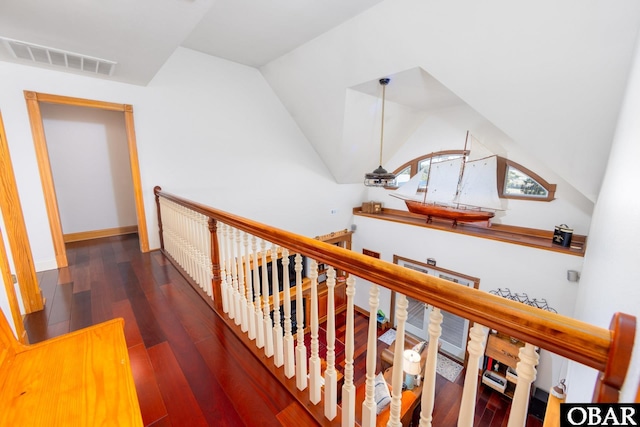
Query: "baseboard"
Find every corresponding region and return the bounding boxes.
[63,225,138,243]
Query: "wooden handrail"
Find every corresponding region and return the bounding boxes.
[153,187,615,374]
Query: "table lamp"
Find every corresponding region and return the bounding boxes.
[403,349,422,390]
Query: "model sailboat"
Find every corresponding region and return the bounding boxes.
[391,132,502,226]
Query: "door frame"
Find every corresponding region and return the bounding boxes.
[24,91,149,268]
[0,110,43,318]
[391,255,479,361]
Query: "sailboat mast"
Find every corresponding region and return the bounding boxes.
[454,131,470,207]
[422,154,433,204]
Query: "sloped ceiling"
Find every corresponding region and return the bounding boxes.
[260,0,640,202]
[0,0,383,84]
[0,0,217,86]
[338,68,465,183]
[1,0,639,203]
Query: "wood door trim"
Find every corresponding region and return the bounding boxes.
[23,91,150,267]
[0,110,44,316]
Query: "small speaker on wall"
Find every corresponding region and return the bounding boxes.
[567,270,580,282]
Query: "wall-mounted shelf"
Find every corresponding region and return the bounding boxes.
[483,332,529,399]
[353,207,586,257]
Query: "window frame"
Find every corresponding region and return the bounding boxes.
[496,157,556,202]
[388,150,467,190]
[388,152,556,202]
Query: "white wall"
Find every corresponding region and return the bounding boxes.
[364,104,594,235]
[351,215,584,392]
[0,47,363,271]
[261,0,640,203]
[565,35,640,403]
[41,104,136,234]
[138,48,364,244]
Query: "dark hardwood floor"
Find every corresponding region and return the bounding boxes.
[23,234,542,426]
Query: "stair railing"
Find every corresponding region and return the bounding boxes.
[154,186,635,427]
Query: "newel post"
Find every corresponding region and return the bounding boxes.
[153,186,164,250]
[208,217,223,312]
[592,312,636,402]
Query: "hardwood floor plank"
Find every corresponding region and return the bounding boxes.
[69,290,92,331]
[141,275,243,426]
[37,268,59,320]
[24,315,70,343]
[276,402,320,427]
[23,234,536,427]
[47,281,73,325]
[71,245,91,294]
[118,262,167,348]
[196,334,293,425]
[147,416,172,427]
[432,380,463,426]
[159,283,213,344]
[100,237,128,302]
[112,299,144,348]
[147,342,209,427]
[128,343,168,426]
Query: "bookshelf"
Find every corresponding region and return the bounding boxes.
[482,332,528,398]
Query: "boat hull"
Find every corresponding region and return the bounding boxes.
[404,200,495,225]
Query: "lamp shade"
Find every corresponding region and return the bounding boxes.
[403,349,422,375]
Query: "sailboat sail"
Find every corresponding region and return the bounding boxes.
[391,132,502,225]
[393,166,425,201]
[454,155,502,210]
[427,158,463,205]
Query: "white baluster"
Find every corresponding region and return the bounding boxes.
[230,227,240,324]
[507,343,539,427]
[308,259,321,405]
[388,294,408,427]
[201,214,211,296]
[205,216,213,299]
[244,233,256,340]
[295,254,308,391]
[236,229,248,332]
[262,240,274,357]
[225,224,236,320]
[198,214,205,291]
[324,267,337,420]
[341,274,356,427]
[418,307,443,427]
[458,322,487,427]
[186,210,195,280]
[361,283,379,427]
[252,236,264,348]
[217,222,229,314]
[271,244,284,367]
[282,249,295,378]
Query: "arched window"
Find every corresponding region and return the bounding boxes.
[391,150,466,190]
[390,152,556,202]
[496,158,556,201]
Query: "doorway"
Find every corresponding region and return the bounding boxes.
[391,255,480,362]
[24,91,149,268]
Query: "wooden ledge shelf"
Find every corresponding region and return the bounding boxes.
[353,207,586,257]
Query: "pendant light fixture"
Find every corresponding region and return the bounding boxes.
[364,77,397,187]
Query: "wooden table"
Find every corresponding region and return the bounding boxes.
[354,366,422,427]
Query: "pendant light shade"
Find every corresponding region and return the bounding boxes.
[364,77,397,187]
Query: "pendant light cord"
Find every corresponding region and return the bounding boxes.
[379,80,387,166]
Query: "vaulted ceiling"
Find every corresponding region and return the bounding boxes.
[1,0,639,203]
[0,0,383,85]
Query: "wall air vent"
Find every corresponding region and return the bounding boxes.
[0,37,116,76]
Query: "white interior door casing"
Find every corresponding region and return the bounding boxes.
[394,256,479,361]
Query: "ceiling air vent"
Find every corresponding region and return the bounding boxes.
[0,37,116,76]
